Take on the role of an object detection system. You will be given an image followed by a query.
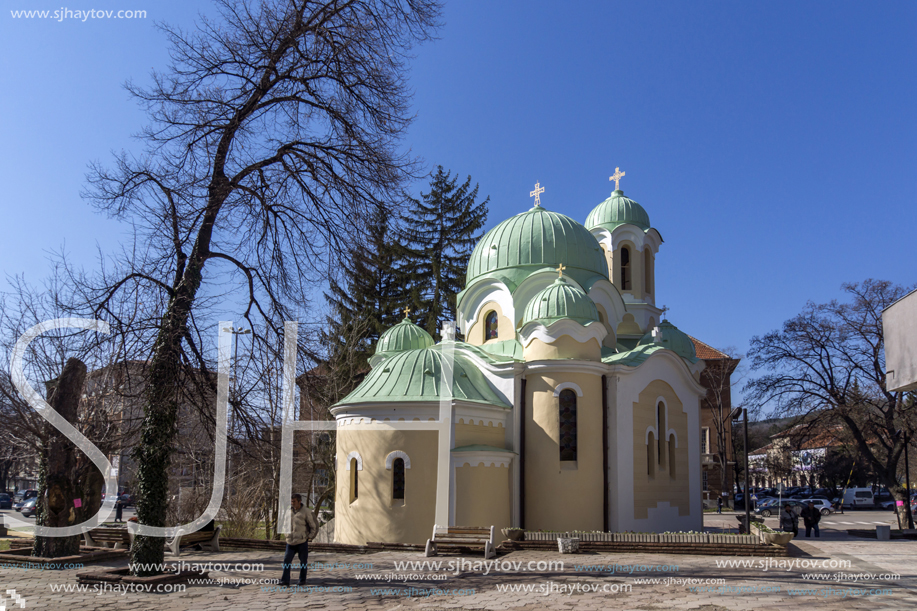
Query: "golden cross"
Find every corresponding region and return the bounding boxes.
[556,263,566,278]
[403,306,411,317]
[609,167,625,191]
[530,182,545,207]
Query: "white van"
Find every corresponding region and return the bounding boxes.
[840,488,875,509]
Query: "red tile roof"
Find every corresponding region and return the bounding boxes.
[688,335,730,360]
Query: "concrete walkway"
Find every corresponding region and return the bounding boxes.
[1,534,915,610]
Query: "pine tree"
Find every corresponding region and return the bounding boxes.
[323,207,405,367]
[399,166,489,338]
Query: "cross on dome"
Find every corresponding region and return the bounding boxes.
[556,263,566,278]
[609,167,625,191]
[530,182,545,207]
[403,306,412,317]
[661,305,669,320]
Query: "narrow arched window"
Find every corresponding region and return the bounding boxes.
[350,458,359,503]
[644,248,653,295]
[657,402,666,469]
[668,437,677,480]
[647,432,655,478]
[621,247,632,290]
[558,389,577,461]
[485,310,499,340]
[392,458,405,500]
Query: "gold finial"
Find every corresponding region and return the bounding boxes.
[530,182,545,207]
[556,263,566,278]
[609,167,625,191]
[403,306,411,317]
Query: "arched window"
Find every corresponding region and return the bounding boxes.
[620,247,632,290]
[558,389,577,461]
[350,457,359,503]
[668,437,677,480]
[657,402,666,469]
[392,458,405,500]
[485,310,499,340]
[647,431,655,478]
[644,248,653,295]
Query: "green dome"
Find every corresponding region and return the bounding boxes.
[522,277,600,325]
[637,320,697,361]
[586,190,651,232]
[466,205,608,286]
[337,346,511,407]
[376,317,434,354]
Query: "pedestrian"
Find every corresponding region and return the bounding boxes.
[279,493,319,587]
[114,497,124,523]
[801,501,821,538]
[717,496,723,514]
[780,503,798,538]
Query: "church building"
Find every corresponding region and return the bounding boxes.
[332,171,708,544]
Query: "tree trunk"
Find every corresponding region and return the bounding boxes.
[33,357,87,558]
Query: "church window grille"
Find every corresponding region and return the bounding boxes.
[621,247,632,290]
[558,389,577,461]
[668,437,677,480]
[647,432,655,478]
[392,458,405,500]
[350,458,359,502]
[485,310,499,340]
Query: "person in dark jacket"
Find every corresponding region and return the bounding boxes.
[779,504,798,537]
[114,498,124,523]
[716,496,723,514]
[801,501,821,538]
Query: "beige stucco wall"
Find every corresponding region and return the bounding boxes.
[594,304,618,348]
[524,336,601,361]
[524,372,604,531]
[334,427,439,544]
[632,379,690,519]
[466,301,514,346]
[454,464,512,532]
[616,313,643,337]
[455,421,507,449]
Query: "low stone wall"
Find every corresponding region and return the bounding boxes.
[502,540,788,557]
[523,531,760,545]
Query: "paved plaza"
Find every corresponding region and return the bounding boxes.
[1,529,915,611]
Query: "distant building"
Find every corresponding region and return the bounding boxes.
[883,288,917,392]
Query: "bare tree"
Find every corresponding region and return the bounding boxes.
[71,0,440,572]
[697,346,742,497]
[745,280,917,529]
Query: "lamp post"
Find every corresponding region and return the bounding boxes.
[731,406,750,533]
[222,326,251,488]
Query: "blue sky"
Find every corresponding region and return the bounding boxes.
[2,0,915,365]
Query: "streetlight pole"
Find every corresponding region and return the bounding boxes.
[222,326,251,489]
[731,406,750,533]
[905,430,914,530]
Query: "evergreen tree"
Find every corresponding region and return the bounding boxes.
[323,207,405,367]
[399,166,489,338]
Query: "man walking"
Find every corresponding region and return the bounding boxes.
[780,503,799,538]
[716,496,723,514]
[801,501,821,538]
[280,493,319,587]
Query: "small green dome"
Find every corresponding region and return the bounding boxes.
[586,190,651,232]
[376,317,434,354]
[637,320,697,361]
[522,277,600,325]
[467,205,608,286]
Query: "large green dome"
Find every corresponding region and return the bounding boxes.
[522,277,599,325]
[376,316,434,354]
[586,189,651,232]
[637,320,697,362]
[466,205,608,286]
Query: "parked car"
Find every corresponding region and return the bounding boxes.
[801,498,834,515]
[19,497,37,518]
[119,493,134,506]
[839,487,876,509]
[756,499,806,518]
[0,493,11,509]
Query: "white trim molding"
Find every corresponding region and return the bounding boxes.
[451,450,514,468]
[345,451,363,471]
[553,382,584,397]
[385,450,412,470]
[520,319,607,347]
